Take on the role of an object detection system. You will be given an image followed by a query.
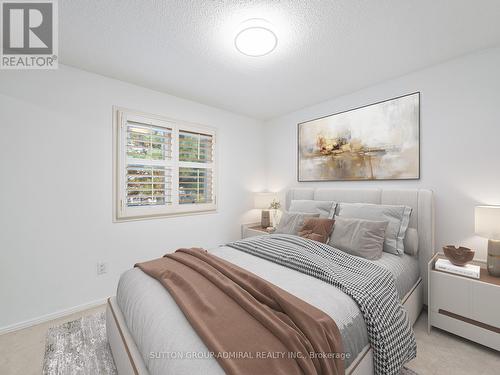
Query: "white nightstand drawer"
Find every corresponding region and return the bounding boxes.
[471,282,500,328]
[430,310,500,351]
[430,270,472,317]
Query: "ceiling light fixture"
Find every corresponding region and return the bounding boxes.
[234,23,277,57]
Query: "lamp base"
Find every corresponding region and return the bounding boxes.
[261,210,270,228]
[487,239,500,277]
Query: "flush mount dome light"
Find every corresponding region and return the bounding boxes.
[235,26,277,57]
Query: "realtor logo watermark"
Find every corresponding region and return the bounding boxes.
[1,0,58,69]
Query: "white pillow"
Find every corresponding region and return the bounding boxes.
[404,228,419,256]
[289,200,336,219]
[337,203,412,255]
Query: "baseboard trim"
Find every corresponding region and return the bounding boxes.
[0,297,108,335]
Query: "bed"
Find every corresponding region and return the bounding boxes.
[106,188,435,375]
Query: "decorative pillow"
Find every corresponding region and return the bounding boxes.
[298,218,335,244]
[404,228,419,256]
[329,217,388,260]
[275,212,320,235]
[337,203,412,255]
[289,200,336,219]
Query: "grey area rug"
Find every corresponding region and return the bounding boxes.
[43,312,117,375]
[43,312,418,375]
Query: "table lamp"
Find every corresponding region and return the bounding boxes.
[475,206,500,277]
[254,192,275,228]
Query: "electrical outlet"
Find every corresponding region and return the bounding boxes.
[97,262,108,275]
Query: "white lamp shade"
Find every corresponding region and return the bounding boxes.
[254,193,275,209]
[475,206,500,239]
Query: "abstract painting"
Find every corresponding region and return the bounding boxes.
[298,93,420,181]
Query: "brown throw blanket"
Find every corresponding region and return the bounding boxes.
[136,248,345,375]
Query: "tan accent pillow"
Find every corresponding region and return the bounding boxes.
[298,218,335,244]
[329,217,388,260]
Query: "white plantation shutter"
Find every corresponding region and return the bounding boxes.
[126,165,172,206]
[125,121,173,208]
[179,130,213,163]
[179,167,213,204]
[127,122,172,161]
[178,129,215,205]
[115,108,217,220]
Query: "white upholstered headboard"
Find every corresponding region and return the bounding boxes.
[285,188,435,304]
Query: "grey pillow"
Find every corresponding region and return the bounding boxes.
[337,203,412,255]
[275,212,320,235]
[404,228,419,256]
[329,217,388,260]
[289,200,336,219]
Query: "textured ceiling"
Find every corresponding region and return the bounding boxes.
[60,0,500,120]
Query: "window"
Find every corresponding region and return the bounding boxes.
[114,108,216,220]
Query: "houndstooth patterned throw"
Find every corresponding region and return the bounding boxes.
[227,234,417,375]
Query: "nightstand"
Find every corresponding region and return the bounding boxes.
[241,223,272,239]
[428,253,500,350]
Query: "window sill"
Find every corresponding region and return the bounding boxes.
[113,207,218,223]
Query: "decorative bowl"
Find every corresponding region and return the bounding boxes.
[443,246,475,266]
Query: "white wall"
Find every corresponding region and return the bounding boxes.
[0,65,265,329]
[264,47,500,261]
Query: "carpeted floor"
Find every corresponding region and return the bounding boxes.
[402,368,418,375]
[41,312,418,375]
